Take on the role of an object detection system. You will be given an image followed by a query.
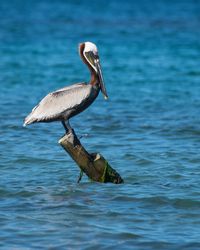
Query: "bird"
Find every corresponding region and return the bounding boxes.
[23,42,108,133]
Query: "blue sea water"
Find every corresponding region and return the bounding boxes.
[1,0,200,249]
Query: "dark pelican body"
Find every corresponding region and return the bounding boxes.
[24,42,108,132]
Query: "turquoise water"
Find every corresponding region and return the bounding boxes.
[1,0,200,249]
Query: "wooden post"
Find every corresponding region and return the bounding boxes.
[59,130,123,184]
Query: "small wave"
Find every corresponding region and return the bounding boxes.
[110,195,200,209]
[0,188,40,199]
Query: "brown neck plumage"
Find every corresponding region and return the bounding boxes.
[79,43,98,85]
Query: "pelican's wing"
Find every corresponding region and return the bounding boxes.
[24,83,91,125]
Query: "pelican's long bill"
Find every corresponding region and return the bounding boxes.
[95,59,108,100]
[84,51,108,100]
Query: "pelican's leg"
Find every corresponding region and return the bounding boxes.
[62,120,73,134]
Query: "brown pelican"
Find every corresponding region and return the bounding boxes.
[23,42,108,133]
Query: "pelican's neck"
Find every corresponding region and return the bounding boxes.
[79,43,98,86]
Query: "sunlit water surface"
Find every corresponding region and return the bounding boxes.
[0,0,200,249]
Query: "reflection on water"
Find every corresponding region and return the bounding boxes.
[1,0,200,249]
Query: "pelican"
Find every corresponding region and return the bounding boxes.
[23,42,108,133]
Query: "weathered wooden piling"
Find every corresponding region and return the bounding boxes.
[59,130,123,184]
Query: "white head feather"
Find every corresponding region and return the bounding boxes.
[84,42,98,54]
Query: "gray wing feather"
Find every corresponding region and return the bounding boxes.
[25,83,92,124]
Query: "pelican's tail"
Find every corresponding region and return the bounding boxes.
[23,114,36,127]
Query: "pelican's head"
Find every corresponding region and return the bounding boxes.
[79,41,108,100]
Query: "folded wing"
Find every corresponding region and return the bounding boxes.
[24,83,92,125]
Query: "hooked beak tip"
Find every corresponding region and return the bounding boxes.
[104,95,108,100]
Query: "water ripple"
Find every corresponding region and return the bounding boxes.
[1,0,200,248]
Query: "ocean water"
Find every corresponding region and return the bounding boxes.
[1,0,200,249]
